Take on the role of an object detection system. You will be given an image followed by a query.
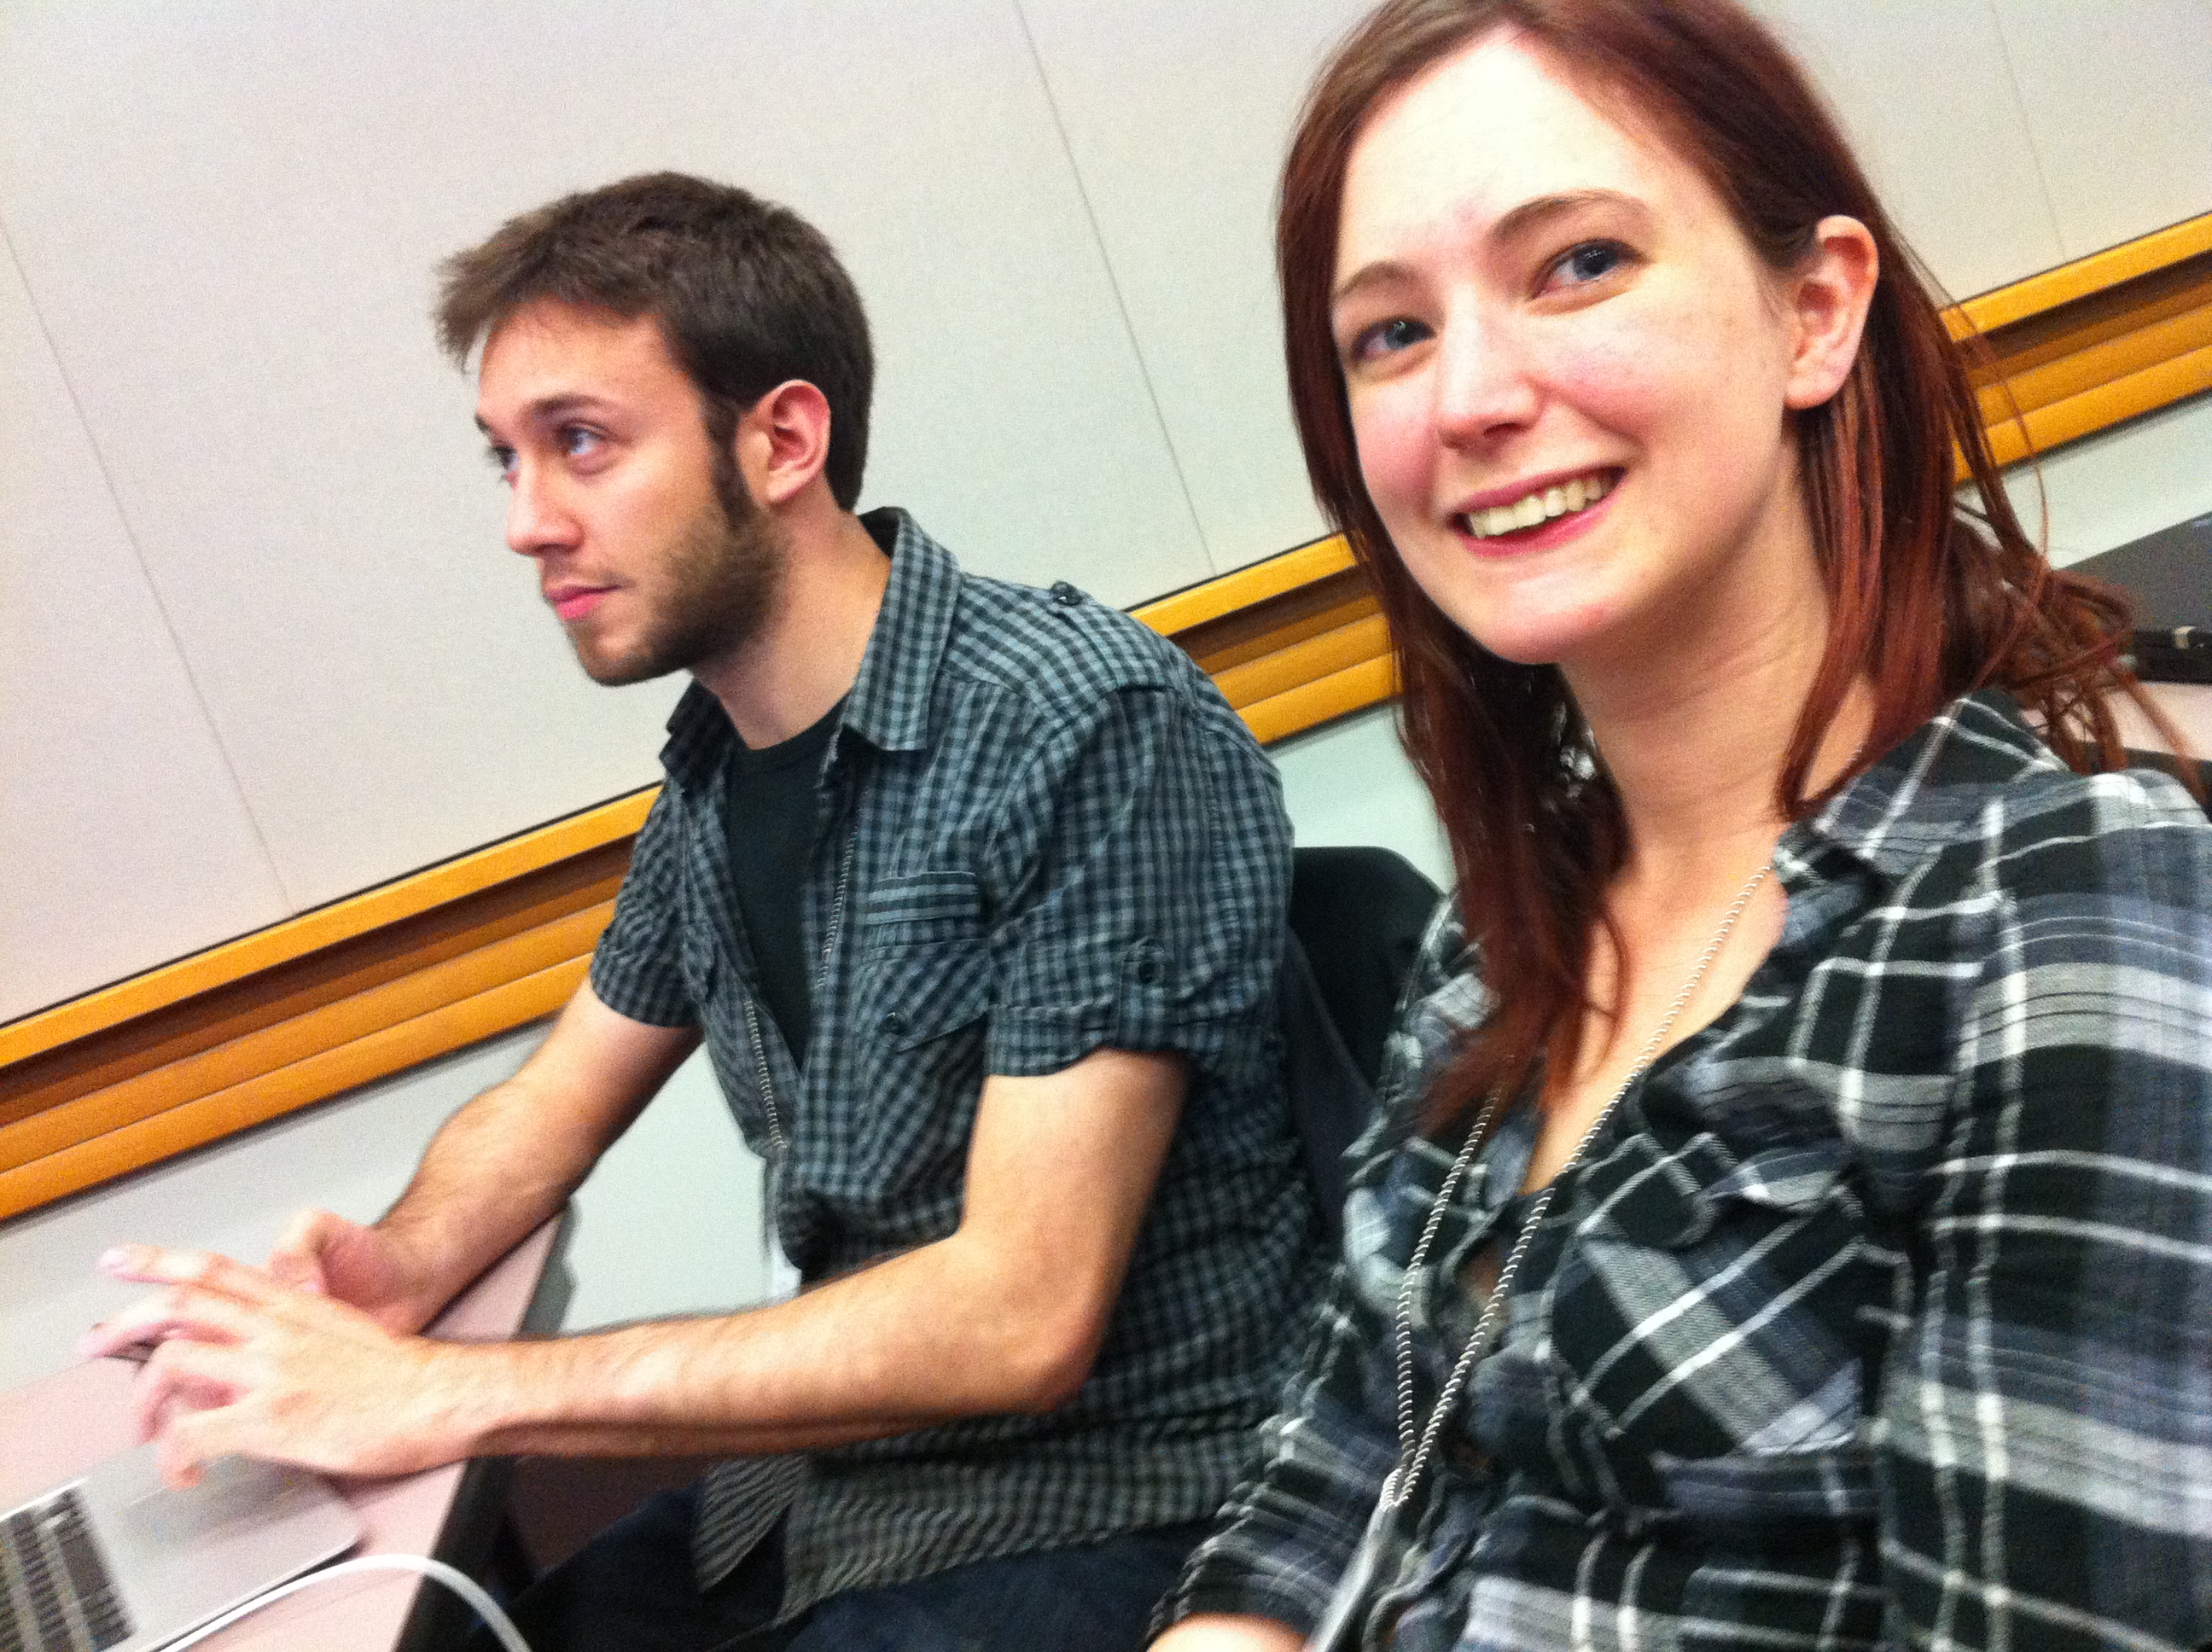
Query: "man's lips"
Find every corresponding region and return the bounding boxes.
[546,585,613,623]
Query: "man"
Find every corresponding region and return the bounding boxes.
[84,173,1318,1650]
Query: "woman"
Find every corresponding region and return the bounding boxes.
[1154,0,2212,1647]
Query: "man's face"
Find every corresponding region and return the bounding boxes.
[475,298,783,686]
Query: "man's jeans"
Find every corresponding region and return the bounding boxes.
[478,1483,1206,1652]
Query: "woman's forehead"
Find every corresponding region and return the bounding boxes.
[1336,32,1714,279]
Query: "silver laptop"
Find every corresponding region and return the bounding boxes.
[0,1444,360,1652]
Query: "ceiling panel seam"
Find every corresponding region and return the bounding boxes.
[0,211,295,916]
[1010,0,1219,577]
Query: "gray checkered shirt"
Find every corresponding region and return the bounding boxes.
[1165,692,2212,1649]
[589,509,1318,1620]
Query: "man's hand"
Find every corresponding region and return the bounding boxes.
[78,1245,481,1488]
[266,1208,442,1334]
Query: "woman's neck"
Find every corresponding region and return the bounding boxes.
[1569,574,1868,910]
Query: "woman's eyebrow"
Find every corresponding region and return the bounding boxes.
[1331,259,1417,310]
[1331,188,1654,309]
[1488,188,1650,245]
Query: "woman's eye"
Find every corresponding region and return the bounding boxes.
[1545,241,1630,291]
[1347,316,1432,365]
[559,426,606,460]
[485,445,516,481]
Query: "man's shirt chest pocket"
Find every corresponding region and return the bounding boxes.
[853,872,994,1054]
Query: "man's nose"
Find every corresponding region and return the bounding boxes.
[505,464,579,558]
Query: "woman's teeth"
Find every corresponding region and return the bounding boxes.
[1458,471,1612,539]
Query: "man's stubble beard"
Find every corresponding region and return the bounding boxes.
[573,465,787,688]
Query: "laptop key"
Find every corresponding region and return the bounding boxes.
[49,1495,131,1650]
[0,1491,133,1652]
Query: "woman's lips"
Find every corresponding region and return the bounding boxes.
[1451,476,1619,557]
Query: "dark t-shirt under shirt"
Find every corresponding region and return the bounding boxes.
[725,703,841,1063]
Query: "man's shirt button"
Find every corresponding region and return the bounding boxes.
[880,1009,911,1038]
[1050,581,1083,607]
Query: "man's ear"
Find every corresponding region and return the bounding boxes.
[733,380,834,509]
[1783,215,1879,411]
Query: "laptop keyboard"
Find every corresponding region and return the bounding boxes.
[0,1487,134,1652]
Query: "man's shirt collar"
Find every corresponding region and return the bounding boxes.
[838,507,961,756]
[655,506,958,790]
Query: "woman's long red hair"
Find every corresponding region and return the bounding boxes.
[1278,0,2175,1131]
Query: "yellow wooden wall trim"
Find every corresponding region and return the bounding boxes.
[0,905,613,1172]
[1242,654,1401,747]
[1949,212,2212,338]
[1985,340,2212,468]
[0,790,655,1072]
[0,959,590,1221]
[4,213,2209,1219]
[1214,613,1392,710]
[1131,536,1356,636]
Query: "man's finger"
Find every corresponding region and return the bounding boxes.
[82,1282,264,1360]
[154,1403,242,1492]
[131,1339,246,1446]
[99,1244,283,1305]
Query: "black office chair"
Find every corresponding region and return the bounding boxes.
[1278,846,1444,1243]
[2124,747,2212,817]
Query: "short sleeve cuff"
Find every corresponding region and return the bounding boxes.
[588,939,696,1029]
[983,998,1251,1079]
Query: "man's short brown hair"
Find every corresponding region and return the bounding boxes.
[437,172,874,509]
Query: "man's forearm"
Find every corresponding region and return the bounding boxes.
[114,1047,1178,1487]
[364,986,699,1324]
[424,1220,1096,1461]
[370,1073,600,1320]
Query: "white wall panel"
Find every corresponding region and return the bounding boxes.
[1749,0,2067,297]
[1991,0,2212,261]
[0,1021,771,1388]
[1028,0,2084,596]
[0,1,1207,915]
[1021,0,1368,573]
[562,1045,770,1332]
[0,231,289,1020]
[1274,705,1452,891]
[2011,391,2212,567]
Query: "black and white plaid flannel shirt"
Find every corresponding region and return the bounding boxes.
[590,509,1318,1622]
[1165,691,2212,1649]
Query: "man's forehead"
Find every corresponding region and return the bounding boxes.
[474,300,684,424]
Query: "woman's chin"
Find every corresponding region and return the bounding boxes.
[1461,609,1619,672]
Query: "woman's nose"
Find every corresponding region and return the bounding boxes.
[1432,310,1540,446]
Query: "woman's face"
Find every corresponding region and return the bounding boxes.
[1332,32,1825,678]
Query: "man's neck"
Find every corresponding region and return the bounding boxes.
[696,503,891,748]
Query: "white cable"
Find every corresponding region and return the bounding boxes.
[163,1551,531,1652]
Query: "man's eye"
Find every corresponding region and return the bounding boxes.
[1347,316,1432,365]
[559,426,605,460]
[486,445,516,480]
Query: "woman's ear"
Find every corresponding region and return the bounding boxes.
[732,379,834,509]
[1783,215,1879,411]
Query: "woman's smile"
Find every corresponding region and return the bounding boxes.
[1331,30,1815,675]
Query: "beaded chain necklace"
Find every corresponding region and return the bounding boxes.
[1306,862,1775,1652]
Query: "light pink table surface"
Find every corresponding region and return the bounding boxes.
[0,1220,558,1649]
[2125,680,2212,759]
